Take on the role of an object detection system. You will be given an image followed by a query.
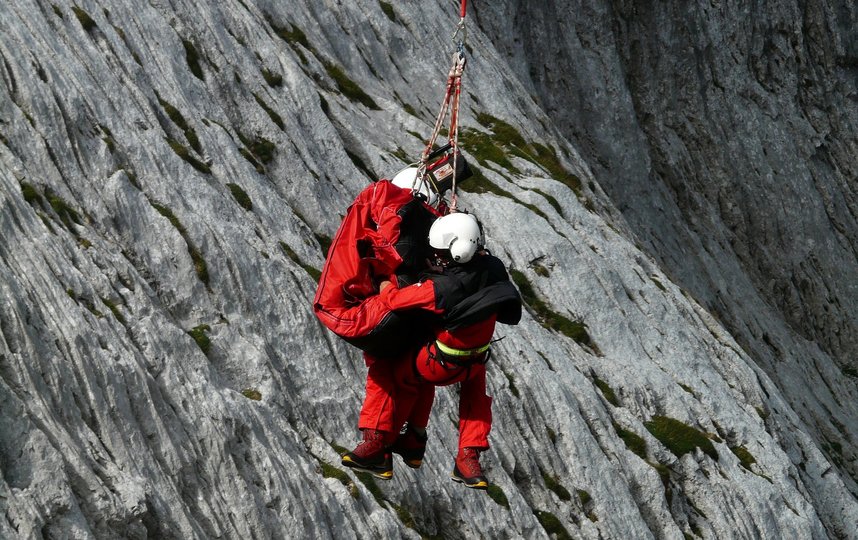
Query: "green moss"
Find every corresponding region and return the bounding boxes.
[188,324,211,355]
[530,142,582,196]
[324,61,380,110]
[503,370,520,398]
[238,148,264,173]
[346,149,378,181]
[613,422,647,459]
[392,504,417,531]
[644,416,718,461]
[354,471,385,505]
[532,188,562,215]
[261,67,283,87]
[476,113,527,148]
[486,485,509,508]
[534,510,571,540]
[314,233,332,258]
[510,269,596,349]
[547,427,557,444]
[157,97,202,154]
[269,19,311,64]
[236,133,275,164]
[843,366,858,378]
[81,297,104,318]
[241,388,262,401]
[593,375,620,406]
[379,1,397,22]
[45,188,83,230]
[227,183,253,211]
[72,6,97,32]
[730,445,756,471]
[651,275,667,292]
[579,490,598,522]
[100,297,126,326]
[464,114,583,199]
[391,147,410,162]
[149,200,210,287]
[460,127,518,173]
[52,4,64,18]
[541,471,571,501]
[20,182,44,207]
[253,93,285,130]
[165,138,211,174]
[269,18,311,49]
[98,124,116,153]
[317,459,358,498]
[182,39,204,80]
[678,383,695,395]
[279,241,321,281]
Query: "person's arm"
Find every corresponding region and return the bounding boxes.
[379,279,443,313]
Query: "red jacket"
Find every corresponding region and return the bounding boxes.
[313,181,441,344]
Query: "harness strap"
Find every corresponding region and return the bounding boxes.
[435,339,489,358]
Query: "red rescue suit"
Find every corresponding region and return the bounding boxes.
[393,315,498,451]
[360,252,523,446]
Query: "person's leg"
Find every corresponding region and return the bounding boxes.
[451,364,492,490]
[343,354,398,479]
[390,347,436,468]
[456,364,492,451]
[357,354,397,435]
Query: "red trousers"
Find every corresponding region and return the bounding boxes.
[395,344,493,451]
[358,317,496,451]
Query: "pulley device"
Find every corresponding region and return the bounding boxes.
[411,0,470,211]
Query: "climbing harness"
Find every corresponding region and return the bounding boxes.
[412,0,469,211]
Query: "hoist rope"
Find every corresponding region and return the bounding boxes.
[416,0,469,212]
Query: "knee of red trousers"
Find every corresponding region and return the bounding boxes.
[415,344,469,385]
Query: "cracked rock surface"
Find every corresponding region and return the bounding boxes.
[1,1,856,538]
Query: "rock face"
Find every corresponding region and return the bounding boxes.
[1,0,856,538]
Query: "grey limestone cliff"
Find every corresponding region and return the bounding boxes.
[1,0,857,538]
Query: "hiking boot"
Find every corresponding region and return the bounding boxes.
[391,426,428,468]
[341,429,393,480]
[451,447,488,490]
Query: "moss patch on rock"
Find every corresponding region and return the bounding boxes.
[188,324,211,355]
[227,183,253,211]
[324,61,380,110]
[645,416,718,461]
[510,269,597,350]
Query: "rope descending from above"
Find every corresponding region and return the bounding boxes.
[416,0,469,211]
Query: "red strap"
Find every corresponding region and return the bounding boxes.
[460,0,467,18]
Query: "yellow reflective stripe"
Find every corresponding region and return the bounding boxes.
[435,340,490,357]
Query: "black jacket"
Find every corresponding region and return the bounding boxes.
[426,253,522,331]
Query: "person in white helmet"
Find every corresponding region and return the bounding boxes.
[342,212,522,490]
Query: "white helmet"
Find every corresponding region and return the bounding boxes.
[391,167,438,206]
[429,212,482,263]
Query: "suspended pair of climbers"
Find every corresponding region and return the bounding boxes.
[313,154,521,489]
[312,0,522,489]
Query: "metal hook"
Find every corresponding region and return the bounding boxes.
[452,18,467,49]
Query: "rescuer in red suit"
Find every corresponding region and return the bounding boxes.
[340,213,522,489]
